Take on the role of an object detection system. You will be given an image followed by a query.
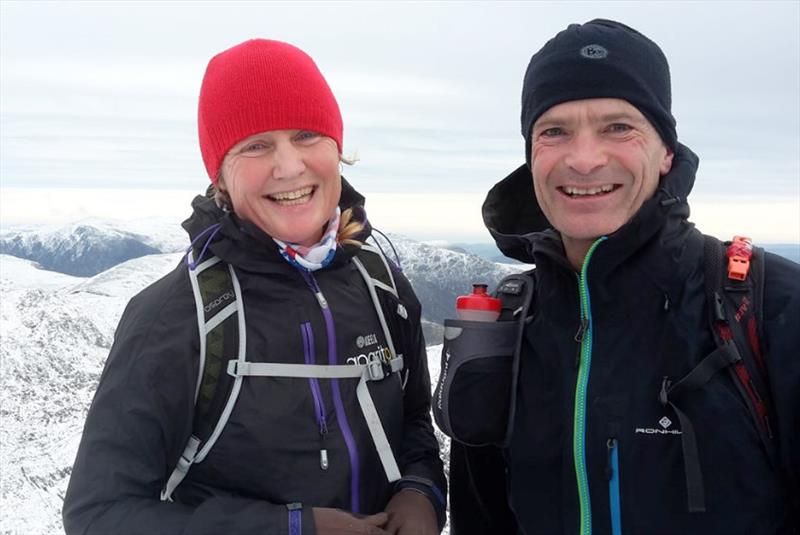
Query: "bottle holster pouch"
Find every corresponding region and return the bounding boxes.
[432,273,535,447]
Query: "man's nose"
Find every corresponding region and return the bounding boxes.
[271,142,306,179]
[564,133,607,175]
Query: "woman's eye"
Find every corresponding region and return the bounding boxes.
[295,131,320,143]
[242,142,268,153]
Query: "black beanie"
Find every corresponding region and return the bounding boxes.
[521,19,677,166]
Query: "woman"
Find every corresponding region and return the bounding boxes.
[63,39,445,535]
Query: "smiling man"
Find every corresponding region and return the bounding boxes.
[447,19,800,535]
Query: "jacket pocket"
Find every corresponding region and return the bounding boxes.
[433,319,517,446]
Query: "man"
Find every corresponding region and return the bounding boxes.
[449,19,799,535]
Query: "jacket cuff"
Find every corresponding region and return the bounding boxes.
[285,503,316,535]
[395,476,447,531]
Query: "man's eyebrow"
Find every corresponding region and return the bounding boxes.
[532,117,568,130]
[594,112,647,124]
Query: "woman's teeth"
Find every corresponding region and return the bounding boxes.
[267,186,314,205]
[562,184,615,197]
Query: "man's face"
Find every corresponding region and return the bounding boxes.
[530,98,673,251]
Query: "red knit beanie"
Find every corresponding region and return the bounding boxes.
[198,39,343,183]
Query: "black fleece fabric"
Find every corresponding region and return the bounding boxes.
[451,144,800,534]
[63,179,446,535]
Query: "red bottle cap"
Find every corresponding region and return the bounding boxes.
[456,284,501,313]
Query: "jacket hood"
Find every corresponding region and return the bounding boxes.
[181,176,371,273]
[482,143,700,264]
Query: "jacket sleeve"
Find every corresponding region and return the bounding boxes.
[763,252,800,524]
[62,277,316,535]
[390,272,448,529]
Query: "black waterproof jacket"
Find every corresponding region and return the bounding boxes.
[63,180,446,535]
[450,144,800,534]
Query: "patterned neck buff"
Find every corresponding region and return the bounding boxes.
[273,207,340,271]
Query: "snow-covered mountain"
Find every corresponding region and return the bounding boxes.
[0,220,522,534]
[0,218,187,277]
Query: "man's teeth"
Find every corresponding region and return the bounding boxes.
[563,184,615,196]
[268,186,314,202]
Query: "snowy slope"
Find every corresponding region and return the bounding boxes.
[0,253,182,535]
[0,253,455,534]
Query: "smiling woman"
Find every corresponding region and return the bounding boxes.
[61,38,446,535]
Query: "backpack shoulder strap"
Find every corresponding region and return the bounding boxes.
[352,244,404,363]
[702,234,773,443]
[161,253,246,501]
[494,270,536,446]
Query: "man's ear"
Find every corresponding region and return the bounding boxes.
[660,148,674,176]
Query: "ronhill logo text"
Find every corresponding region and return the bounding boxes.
[635,415,682,435]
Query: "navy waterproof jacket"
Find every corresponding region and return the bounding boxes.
[450,144,800,534]
[63,181,446,534]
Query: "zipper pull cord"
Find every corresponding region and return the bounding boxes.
[606,438,616,480]
[574,318,589,368]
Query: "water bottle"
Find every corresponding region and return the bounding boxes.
[456,284,501,322]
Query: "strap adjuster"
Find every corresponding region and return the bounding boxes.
[367,360,386,381]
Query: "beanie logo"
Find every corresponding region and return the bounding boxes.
[580,44,608,59]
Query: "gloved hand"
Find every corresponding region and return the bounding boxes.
[312,507,389,535]
[384,489,439,535]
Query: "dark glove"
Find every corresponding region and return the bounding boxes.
[312,507,389,535]
[384,489,439,535]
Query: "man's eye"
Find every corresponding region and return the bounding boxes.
[607,123,632,133]
[540,127,565,137]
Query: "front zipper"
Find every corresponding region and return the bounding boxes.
[301,322,329,470]
[573,237,606,535]
[300,269,362,513]
[607,438,622,535]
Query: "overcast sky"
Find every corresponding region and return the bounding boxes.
[1,1,798,243]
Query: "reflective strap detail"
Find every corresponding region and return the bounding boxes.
[161,435,201,501]
[229,361,364,379]
[357,370,401,482]
[195,263,247,464]
[229,357,403,380]
[204,301,238,334]
[351,255,398,363]
[187,251,208,403]
[227,357,404,482]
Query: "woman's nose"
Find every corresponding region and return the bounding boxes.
[271,142,306,179]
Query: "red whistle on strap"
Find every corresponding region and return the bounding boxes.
[726,236,753,281]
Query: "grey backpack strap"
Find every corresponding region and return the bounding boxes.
[352,244,403,364]
[161,253,247,501]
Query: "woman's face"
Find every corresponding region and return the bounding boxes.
[219,129,341,247]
